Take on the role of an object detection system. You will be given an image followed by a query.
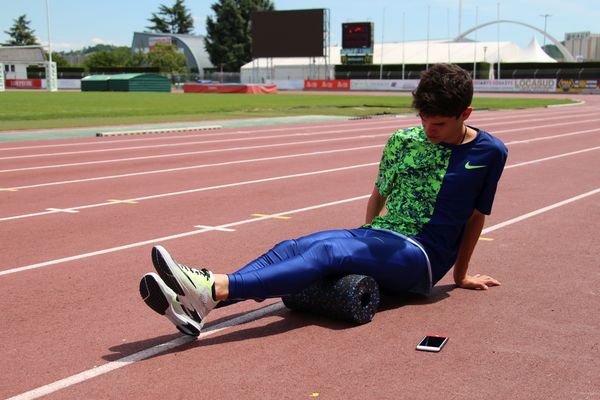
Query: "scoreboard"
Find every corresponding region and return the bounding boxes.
[341,22,374,64]
[342,22,373,49]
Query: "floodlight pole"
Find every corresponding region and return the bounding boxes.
[379,8,385,79]
[45,0,53,66]
[426,6,430,70]
[540,14,551,47]
[402,12,405,80]
[473,6,478,79]
[447,8,451,64]
[496,3,501,80]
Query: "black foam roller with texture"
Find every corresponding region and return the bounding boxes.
[282,274,380,324]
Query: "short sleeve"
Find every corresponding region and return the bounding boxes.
[375,134,402,197]
[475,144,508,215]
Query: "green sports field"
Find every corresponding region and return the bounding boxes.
[0,91,575,131]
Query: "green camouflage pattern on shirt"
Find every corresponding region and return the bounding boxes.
[364,126,452,236]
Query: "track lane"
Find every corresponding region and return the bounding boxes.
[2,98,600,399]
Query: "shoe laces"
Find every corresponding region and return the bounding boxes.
[178,263,211,280]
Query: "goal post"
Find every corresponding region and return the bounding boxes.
[0,63,5,92]
[45,61,57,92]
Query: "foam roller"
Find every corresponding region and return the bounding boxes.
[282,274,380,325]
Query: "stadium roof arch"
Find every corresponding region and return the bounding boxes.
[241,38,557,82]
[131,32,213,77]
[455,20,575,62]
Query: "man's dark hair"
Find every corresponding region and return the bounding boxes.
[412,63,474,118]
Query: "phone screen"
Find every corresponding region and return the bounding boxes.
[419,336,447,348]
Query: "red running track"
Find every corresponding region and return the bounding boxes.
[1,95,599,400]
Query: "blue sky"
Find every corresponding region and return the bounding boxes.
[1,0,598,52]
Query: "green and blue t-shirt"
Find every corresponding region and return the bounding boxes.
[364,125,508,286]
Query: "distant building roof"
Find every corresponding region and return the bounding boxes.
[242,38,557,70]
[131,32,213,77]
[0,46,46,64]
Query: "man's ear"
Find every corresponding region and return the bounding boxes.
[461,107,473,122]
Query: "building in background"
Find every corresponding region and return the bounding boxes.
[0,46,46,79]
[564,32,600,61]
[241,37,556,83]
[131,32,212,79]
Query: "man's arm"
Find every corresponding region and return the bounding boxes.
[453,209,501,290]
[365,186,387,224]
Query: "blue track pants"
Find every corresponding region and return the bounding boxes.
[226,228,428,301]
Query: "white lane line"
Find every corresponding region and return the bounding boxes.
[0,125,390,161]
[1,107,595,153]
[504,146,600,169]
[0,108,573,151]
[3,144,599,223]
[5,126,600,192]
[482,187,600,234]
[45,208,79,214]
[504,127,600,145]
[0,162,378,222]
[3,144,382,191]
[0,133,391,173]
[0,195,371,276]
[494,117,600,134]
[193,225,236,232]
[6,187,600,400]
[4,302,285,400]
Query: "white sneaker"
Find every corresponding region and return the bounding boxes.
[151,245,219,322]
[139,272,203,337]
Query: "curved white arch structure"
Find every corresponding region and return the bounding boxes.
[455,20,575,62]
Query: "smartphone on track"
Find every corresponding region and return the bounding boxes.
[416,334,448,352]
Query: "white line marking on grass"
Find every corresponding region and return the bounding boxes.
[6,187,600,399]
[5,302,285,400]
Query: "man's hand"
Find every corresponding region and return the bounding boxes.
[456,273,501,290]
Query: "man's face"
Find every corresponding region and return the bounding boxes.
[419,107,472,144]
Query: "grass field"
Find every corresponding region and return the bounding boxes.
[0,91,575,131]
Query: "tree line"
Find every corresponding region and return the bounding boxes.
[2,0,274,73]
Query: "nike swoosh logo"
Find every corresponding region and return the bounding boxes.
[465,161,487,170]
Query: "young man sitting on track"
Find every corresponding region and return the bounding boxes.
[139,63,509,337]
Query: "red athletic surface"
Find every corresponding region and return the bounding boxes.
[1,95,599,400]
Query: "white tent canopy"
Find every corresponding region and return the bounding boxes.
[241,37,556,83]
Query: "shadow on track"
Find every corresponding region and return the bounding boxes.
[102,284,455,360]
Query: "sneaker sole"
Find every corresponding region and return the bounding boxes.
[152,246,186,296]
[151,246,213,319]
[139,274,201,337]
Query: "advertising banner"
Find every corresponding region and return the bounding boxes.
[348,79,556,93]
[351,79,419,91]
[512,79,556,92]
[268,80,304,90]
[5,79,42,89]
[473,79,555,92]
[557,79,600,93]
[304,80,351,90]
